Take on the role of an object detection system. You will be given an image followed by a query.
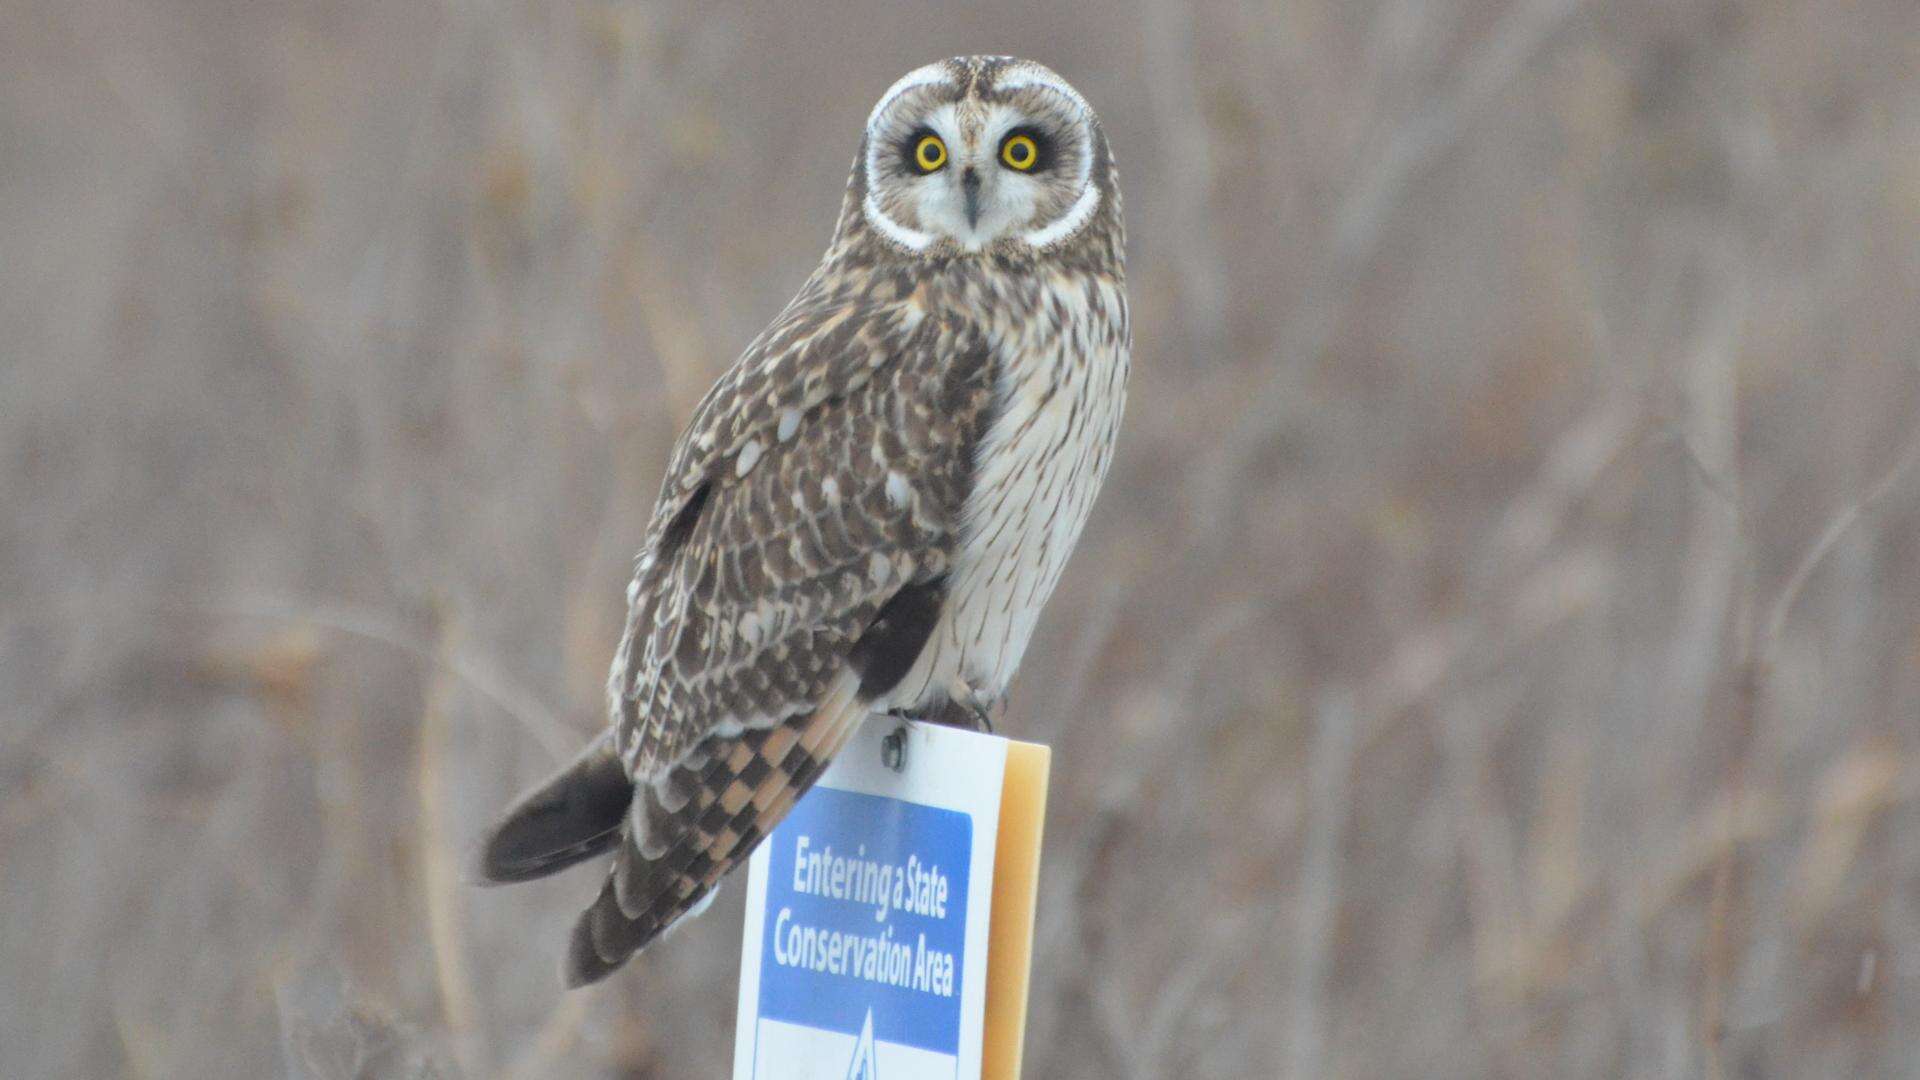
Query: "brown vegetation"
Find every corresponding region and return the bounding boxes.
[4,0,1918,1075]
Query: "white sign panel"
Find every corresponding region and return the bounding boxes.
[733,717,1009,1080]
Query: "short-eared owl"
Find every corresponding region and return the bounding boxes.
[479,56,1129,986]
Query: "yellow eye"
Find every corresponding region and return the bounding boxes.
[1001,133,1038,170]
[914,134,947,173]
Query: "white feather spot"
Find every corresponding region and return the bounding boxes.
[868,551,892,585]
[885,471,913,508]
[821,477,841,503]
[739,611,762,647]
[735,439,763,477]
[625,579,641,605]
[682,885,720,921]
[777,408,802,442]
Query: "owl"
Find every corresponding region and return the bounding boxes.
[478,56,1129,986]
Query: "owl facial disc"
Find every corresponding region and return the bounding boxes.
[860,57,1104,255]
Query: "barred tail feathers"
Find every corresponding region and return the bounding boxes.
[564,672,867,987]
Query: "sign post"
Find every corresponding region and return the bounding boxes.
[733,717,1050,1080]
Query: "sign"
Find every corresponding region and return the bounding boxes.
[734,717,1046,1080]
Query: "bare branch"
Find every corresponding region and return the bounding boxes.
[1761,427,1920,665]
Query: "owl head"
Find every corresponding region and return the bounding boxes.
[846,57,1116,258]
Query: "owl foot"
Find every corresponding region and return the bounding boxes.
[934,701,993,733]
[880,687,993,771]
[950,679,994,734]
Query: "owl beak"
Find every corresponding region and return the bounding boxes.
[960,167,982,230]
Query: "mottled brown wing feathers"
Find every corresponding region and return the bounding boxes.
[639,280,942,558]
[567,287,996,983]
[614,285,991,776]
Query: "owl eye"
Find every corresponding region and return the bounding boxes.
[912,134,947,173]
[1000,133,1039,171]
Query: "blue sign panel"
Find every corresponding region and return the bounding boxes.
[755,786,973,1056]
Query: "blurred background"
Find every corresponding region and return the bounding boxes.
[5,0,1919,1076]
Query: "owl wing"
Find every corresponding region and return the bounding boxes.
[569,286,994,984]
[616,284,975,772]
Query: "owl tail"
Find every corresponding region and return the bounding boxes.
[478,730,633,885]
[564,671,868,987]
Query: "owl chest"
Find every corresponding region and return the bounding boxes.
[893,278,1129,709]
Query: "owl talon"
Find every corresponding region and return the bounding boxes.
[947,679,994,734]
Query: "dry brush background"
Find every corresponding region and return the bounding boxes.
[5,0,1920,1076]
